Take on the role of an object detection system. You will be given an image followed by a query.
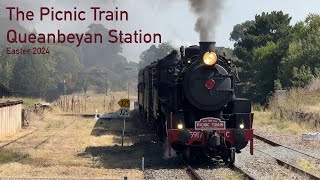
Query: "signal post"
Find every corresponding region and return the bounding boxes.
[118,99,130,146]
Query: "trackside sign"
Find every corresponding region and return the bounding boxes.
[195,117,226,131]
[302,133,320,142]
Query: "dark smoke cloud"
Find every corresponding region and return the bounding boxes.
[188,0,223,41]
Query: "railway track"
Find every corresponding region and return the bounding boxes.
[254,133,320,161]
[0,129,38,148]
[2,120,76,163]
[8,124,75,161]
[13,135,53,162]
[254,134,320,180]
[185,163,256,180]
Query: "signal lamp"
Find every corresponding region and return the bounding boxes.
[239,123,245,129]
[203,51,217,65]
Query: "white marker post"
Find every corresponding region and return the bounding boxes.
[142,157,145,171]
[118,99,130,147]
[122,117,126,146]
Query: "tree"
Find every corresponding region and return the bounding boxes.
[0,46,16,87]
[10,45,55,95]
[139,43,174,69]
[290,66,314,87]
[78,23,134,91]
[81,23,125,68]
[0,17,27,87]
[252,42,283,101]
[215,47,239,61]
[230,20,254,42]
[231,11,292,102]
[51,46,82,91]
[280,14,320,87]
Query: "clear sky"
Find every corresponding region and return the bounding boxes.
[4,0,320,62]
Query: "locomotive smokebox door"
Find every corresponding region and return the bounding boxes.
[183,64,233,111]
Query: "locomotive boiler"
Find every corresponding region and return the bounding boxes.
[138,42,254,164]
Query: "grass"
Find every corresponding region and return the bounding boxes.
[0,150,20,164]
[57,91,137,114]
[220,172,244,180]
[253,111,313,134]
[46,119,64,129]
[296,159,320,176]
[275,121,289,130]
[269,88,320,119]
[255,78,320,133]
[297,159,313,172]
[0,92,143,179]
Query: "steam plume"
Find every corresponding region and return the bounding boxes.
[188,0,223,41]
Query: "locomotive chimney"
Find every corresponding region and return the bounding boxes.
[199,41,216,58]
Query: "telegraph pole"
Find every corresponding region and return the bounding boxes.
[125,67,132,99]
[79,71,108,96]
[105,72,108,96]
[127,79,129,99]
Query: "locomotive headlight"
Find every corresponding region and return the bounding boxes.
[239,123,245,129]
[203,51,218,65]
[177,123,184,130]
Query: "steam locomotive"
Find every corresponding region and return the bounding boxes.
[138,42,254,164]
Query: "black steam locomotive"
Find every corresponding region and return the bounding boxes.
[138,42,254,164]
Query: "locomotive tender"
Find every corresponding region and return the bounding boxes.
[138,42,254,164]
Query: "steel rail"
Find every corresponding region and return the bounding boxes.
[0,129,38,148]
[232,165,256,180]
[254,133,320,161]
[255,148,320,180]
[186,163,256,180]
[185,164,203,180]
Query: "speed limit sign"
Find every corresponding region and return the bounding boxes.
[119,108,130,117]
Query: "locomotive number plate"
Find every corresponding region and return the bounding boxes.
[195,117,226,131]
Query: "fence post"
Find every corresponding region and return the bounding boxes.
[21,109,25,127]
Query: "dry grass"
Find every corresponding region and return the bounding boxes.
[253,111,313,134]
[0,150,20,165]
[269,88,320,116]
[217,170,245,180]
[0,114,142,179]
[57,91,137,114]
[0,92,143,179]
[296,159,320,176]
[264,78,320,132]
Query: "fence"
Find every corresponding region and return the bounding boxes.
[0,100,23,139]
